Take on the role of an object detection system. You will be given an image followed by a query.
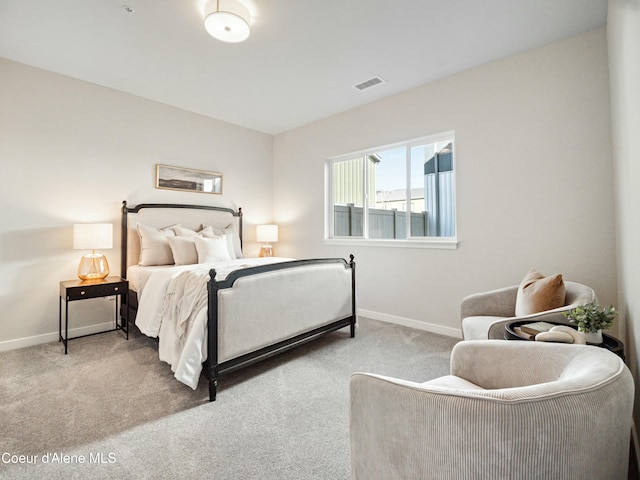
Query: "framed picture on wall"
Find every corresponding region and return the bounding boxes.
[156,164,223,195]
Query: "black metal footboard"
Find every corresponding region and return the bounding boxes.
[206,255,356,401]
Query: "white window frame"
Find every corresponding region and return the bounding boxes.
[324,132,458,249]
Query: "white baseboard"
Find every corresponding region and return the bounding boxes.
[359,309,462,339]
[0,321,117,352]
[1,311,461,352]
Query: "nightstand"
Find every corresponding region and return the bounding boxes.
[59,276,129,354]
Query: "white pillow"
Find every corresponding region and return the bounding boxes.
[202,223,242,259]
[167,236,198,265]
[194,235,232,263]
[137,224,178,266]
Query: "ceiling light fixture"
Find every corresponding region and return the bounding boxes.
[204,0,250,43]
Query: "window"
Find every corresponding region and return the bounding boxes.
[326,132,456,245]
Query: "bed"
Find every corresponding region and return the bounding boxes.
[120,201,356,401]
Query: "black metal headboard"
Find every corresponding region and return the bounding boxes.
[120,201,243,277]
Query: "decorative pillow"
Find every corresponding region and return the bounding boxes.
[199,225,219,239]
[194,235,232,264]
[515,268,566,316]
[199,225,216,237]
[202,223,242,259]
[226,224,243,259]
[173,226,201,237]
[174,225,222,239]
[137,224,178,266]
[167,236,198,265]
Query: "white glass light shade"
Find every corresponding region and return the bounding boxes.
[256,225,278,243]
[73,224,113,280]
[77,254,110,280]
[204,0,250,43]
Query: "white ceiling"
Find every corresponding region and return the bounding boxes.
[0,0,608,135]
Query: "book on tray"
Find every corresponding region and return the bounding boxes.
[519,321,556,336]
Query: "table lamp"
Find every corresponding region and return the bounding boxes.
[256,224,278,257]
[73,223,113,280]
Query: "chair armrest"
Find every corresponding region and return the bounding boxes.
[460,285,518,319]
[485,307,575,338]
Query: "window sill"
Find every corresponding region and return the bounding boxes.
[323,238,458,250]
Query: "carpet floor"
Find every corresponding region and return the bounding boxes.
[0,318,458,479]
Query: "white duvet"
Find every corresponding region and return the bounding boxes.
[133,257,293,389]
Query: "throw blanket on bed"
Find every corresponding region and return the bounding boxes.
[133,257,296,389]
[162,270,209,349]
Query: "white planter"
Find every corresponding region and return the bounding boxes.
[580,329,603,344]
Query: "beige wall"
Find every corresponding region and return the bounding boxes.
[274,28,616,336]
[0,58,273,349]
[0,27,620,351]
[608,0,640,442]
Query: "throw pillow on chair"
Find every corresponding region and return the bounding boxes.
[515,268,565,316]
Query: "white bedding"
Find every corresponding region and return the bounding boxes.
[131,257,294,389]
[126,264,172,294]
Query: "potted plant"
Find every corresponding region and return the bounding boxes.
[562,301,616,344]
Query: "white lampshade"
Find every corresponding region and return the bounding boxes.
[256,224,278,243]
[204,0,251,43]
[73,224,113,250]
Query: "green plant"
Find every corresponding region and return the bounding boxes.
[562,301,616,333]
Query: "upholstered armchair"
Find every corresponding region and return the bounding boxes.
[350,340,634,480]
[461,281,595,340]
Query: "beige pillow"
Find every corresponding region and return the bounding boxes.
[167,236,198,265]
[515,269,566,316]
[198,225,216,238]
[173,226,201,237]
[175,225,220,239]
[137,224,178,266]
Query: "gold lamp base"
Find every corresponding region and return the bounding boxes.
[77,253,110,281]
[259,244,274,257]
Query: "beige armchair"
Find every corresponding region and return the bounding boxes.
[350,340,634,480]
[461,281,595,340]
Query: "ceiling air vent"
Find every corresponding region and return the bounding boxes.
[354,76,385,91]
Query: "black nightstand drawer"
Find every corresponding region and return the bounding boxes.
[60,277,128,301]
[66,283,125,300]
